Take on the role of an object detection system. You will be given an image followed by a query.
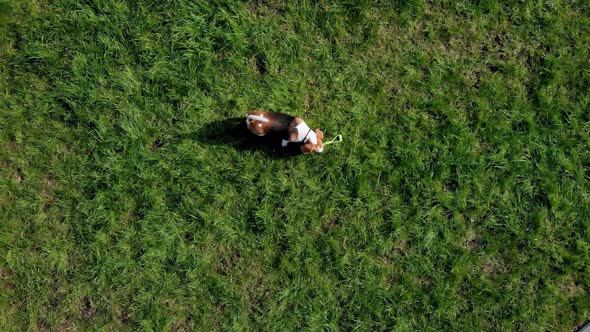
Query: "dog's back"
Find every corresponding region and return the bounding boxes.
[266,112,296,133]
[246,111,296,138]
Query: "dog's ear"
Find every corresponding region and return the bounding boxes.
[315,129,324,141]
[300,142,314,154]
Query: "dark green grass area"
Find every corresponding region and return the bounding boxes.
[1,0,589,330]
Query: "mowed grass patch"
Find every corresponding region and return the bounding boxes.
[1,0,589,330]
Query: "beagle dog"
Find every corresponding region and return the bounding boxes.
[245,111,324,154]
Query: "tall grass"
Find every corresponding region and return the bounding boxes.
[1,0,589,330]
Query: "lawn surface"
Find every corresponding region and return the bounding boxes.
[1,0,589,330]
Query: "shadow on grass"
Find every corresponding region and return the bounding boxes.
[192,117,303,159]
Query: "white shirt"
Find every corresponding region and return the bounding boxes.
[295,122,316,144]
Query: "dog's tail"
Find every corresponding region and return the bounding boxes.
[246,114,270,124]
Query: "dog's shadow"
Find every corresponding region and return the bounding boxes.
[191,117,302,158]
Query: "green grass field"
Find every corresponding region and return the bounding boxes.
[1,0,589,330]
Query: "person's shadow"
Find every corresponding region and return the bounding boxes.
[189,117,303,158]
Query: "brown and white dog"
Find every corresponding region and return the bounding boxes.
[245,111,324,154]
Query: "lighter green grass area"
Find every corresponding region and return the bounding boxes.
[1,0,589,331]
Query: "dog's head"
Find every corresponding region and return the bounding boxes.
[300,129,324,154]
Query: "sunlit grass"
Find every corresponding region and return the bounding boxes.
[1,0,589,330]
